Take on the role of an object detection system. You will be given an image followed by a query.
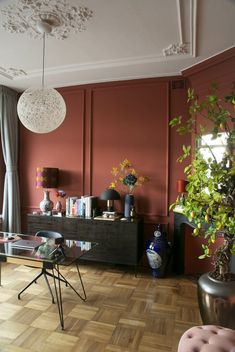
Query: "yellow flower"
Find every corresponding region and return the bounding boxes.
[120,159,131,170]
[108,159,149,194]
[111,167,119,176]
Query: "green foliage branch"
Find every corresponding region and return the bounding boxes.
[170,86,235,281]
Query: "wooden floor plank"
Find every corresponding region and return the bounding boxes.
[0,262,201,351]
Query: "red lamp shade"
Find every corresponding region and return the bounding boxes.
[36,167,58,189]
[177,179,188,193]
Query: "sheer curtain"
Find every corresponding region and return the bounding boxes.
[0,85,21,232]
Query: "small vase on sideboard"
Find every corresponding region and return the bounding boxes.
[55,200,62,212]
[124,194,134,218]
[39,190,54,214]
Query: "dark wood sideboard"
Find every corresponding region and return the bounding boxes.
[27,214,144,266]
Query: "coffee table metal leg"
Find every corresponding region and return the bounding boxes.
[52,265,64,330]
[53,263,86,301]
[52,262,87,329]
[75,262,87,301]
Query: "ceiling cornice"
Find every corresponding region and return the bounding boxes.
[0,0,197,84]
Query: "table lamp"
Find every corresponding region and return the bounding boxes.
[100,189,120,212]
[36,167,59,214]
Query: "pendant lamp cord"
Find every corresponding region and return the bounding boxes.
[42,32,45,88]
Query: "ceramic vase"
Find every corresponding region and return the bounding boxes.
[146,224,171,278]
[55,200,62,212]
[124,194,134,218]
[39,190,54,213]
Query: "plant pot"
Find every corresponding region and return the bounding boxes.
[197,273,235,329]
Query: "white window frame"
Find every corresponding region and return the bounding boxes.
[198,132,228,163]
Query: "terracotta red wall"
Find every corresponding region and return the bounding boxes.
[18,47,235,252]
[19,77,189,240]
[182,47,235,96]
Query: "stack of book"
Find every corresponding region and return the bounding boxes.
[65,195,97,218]
[94,211,121,221]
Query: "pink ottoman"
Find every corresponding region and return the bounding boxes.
[178,325,235,352]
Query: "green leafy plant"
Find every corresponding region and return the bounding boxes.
[170,86,235,281]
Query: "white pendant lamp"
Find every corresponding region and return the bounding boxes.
[17,20,66,133]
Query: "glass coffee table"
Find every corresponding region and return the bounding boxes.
[0,231,98,329]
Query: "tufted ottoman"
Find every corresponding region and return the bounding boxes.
[178,325,235,352]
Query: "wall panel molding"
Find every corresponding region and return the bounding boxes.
[89,80,170,218]
[60,88,86,197]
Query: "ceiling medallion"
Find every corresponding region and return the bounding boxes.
[0,66,27,79]
[0,0,93,39]
[162,43,188,56]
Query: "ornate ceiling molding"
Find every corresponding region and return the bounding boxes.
[162,0,197,57]
[190,0,197,57]
[163,43,188,56]
[0,66,27,80]
[0,0,93,39]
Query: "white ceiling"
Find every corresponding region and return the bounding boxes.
[0,0,234,92]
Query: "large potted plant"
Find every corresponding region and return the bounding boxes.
[170,86,235,328]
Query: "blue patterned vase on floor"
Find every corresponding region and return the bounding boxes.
[146,224,171,278]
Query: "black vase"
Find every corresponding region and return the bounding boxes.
[124,194,134,218]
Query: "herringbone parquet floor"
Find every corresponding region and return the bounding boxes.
[0,262,201,352]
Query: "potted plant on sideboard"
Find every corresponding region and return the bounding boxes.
[169,86,235,328]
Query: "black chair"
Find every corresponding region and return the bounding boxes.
[35,230,63,241]
[18,230,66,303]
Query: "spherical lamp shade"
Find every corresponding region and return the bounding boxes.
[17,87,66,133]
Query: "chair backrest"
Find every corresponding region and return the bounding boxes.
[35,230,63,239]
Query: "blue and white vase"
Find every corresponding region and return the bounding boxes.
[146,224,171,278]
[40,190,54,214]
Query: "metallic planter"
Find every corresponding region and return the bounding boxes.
[198,273,235,329]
